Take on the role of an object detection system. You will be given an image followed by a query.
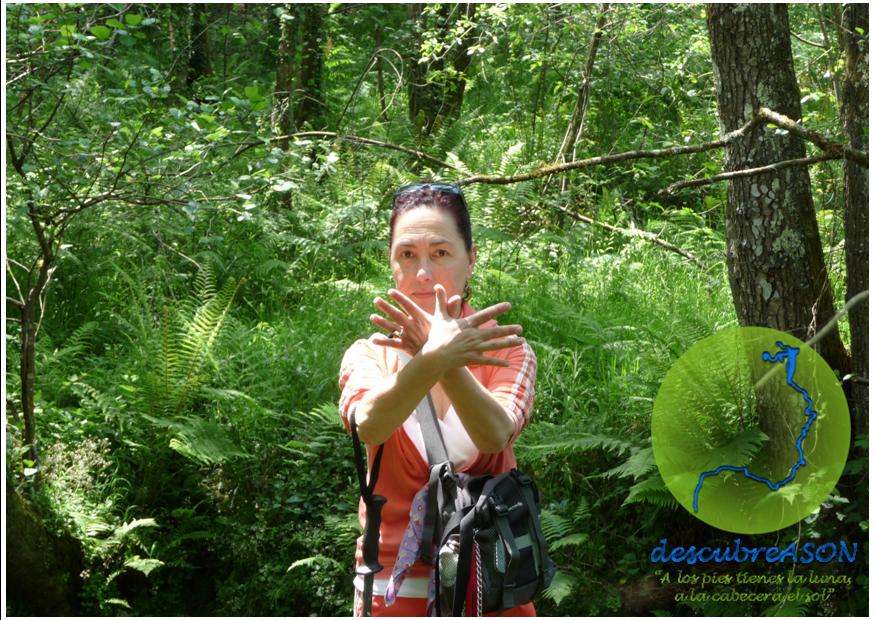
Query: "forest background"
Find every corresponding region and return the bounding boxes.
[4,2,868,617]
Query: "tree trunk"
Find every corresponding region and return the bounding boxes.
[556,3,609,165]
[20,298,38,465]
[6,479,84,615]
[407,3,478,139]
[839,3,868,434]
[188,3,214,85]
[706,4,850,376]
[375,25,388,122]
[272,4,298,148]
[442,3,478,122]
[19,211,55,468]
[167,4,191,91]
[407,3,436,138]
[296,4,326,130]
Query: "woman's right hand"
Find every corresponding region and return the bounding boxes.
[421,284,524,372]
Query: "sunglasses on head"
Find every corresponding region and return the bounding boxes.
[393,182,466,203]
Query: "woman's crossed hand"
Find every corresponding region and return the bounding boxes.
[370,284,522,369]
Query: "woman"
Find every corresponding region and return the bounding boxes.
[339,182,537,616]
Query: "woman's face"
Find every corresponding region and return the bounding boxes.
[390,206,475,314]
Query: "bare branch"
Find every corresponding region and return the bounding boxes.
[790,30,827,49]
[460,108,864,187]
[34,264,57,341]
[6,259,26,307]
[231,131,460,171]
[460,138,731,186]
[758,107,868,165]
[153,229,203,271]
[660,154,838,195]
[807,289,869,348]
[549,203,708,270]
[109,121,147,194]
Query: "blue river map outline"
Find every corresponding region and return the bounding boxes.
[692,341,817,513]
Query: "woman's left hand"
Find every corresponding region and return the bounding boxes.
[370,288,462,356]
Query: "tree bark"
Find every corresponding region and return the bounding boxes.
[19,209,56,468]
[6,479,84,615]
[407,3,478,139]
[839,3,868,434]
[442,3,478,123]
[375,25,388,122]
[167,4,191,91]
[407,3,439,138]
[556,3,609,165]
[188,3,214,85]
[706,4,850,375]
[296,4,326,130]
[272,4,298,148]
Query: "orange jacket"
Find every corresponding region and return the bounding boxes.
[339,302,537,584]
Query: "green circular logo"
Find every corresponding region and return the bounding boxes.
[652,327,850,534]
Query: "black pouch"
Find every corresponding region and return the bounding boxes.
[429,468,556,616]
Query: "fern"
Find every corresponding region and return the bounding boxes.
[123,555,164,577]
[287,554,345,573]
[540,509,573,543]
[550,532,588,550]
[518,424,635,458]
[542,569,576,606]
[701,428,769,471]
[142,414,249,466]
[573,497,591,522]
[622,474,678,509]
[69,380,123,421]
[145,272,241,417]
[601,447,656,481]
[39,320,100,369]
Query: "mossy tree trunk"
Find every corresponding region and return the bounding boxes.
[407,3,478,139]
[296,4,326,130]
[272,4,299,148]
[188,3,214,85]
[706,4,850,376]
[839,3,869,434]
[6,479,84,615]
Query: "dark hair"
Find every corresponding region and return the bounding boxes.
[389,182,473,252]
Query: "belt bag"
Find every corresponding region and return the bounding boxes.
[349,352,555,616]
[415,400,556,616]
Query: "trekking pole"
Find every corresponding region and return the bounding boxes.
[350,413,386,617]
[357,494,386,616]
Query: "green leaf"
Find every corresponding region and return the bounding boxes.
[550,532,588,550]
[271,180,296,192]
[104,598,132,610]
[124,555,164,577]
[287,555,344,572]
[543,569,576,605]
[116,518,159,539]
[90,25,111,40]
[165,416,249,466]
[106,19,125,29]
[125,14,143,26]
